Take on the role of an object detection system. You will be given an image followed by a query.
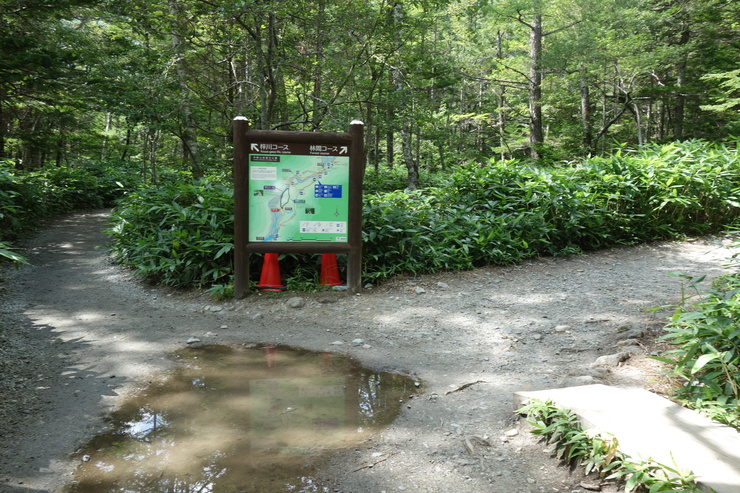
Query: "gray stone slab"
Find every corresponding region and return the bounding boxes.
[514,384,740,493]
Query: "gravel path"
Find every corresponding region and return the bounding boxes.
[0,210,733,492]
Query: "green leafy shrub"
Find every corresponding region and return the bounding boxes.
[0,164,49,240]
[519,399,704,492]
[106,140,740,290]
[586,141,740,240]
[362,140,740,282]
[653,272,740,430]
[363,166,414,194]
[108,180,343,290]
[107,179,235,287]
[0,240,29,267]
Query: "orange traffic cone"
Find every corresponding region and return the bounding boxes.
[319,253,343,286]
[257,253,285,291]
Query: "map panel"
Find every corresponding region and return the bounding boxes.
[248,145,350,243]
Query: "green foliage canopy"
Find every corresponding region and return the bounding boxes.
[2,0,740,170]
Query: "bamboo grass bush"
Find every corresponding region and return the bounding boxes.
[653,254,740,430]
[362,140,740,281]
[105,140,740,288]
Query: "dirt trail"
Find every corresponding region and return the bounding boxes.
[0,210,733,492]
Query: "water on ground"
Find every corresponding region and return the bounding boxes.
[64,343,418,492]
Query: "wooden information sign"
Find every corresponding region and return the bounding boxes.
[232,118,365,298]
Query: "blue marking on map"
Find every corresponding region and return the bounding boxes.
[314,184,342,198]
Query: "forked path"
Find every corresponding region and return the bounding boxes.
[0,210,733,492]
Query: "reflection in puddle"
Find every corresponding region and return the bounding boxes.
[65,344,418,492]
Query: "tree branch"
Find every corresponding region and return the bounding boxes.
[543,20,582,37]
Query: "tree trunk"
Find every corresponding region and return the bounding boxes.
[0,102,6,159]
[528,14,544,161]
[395,63,417,188]
[373,126,380,171]
[402,120,418,191]
[436,141,446,172]
[101,112,112,160]
[386,127,394,166]
[392,3,417,190]
[242,11,272,129]
[257,20,270,128]
[235,7,285,130]
[149,129,158,184]
[168,0,201,178]
[674,28,690,140]
[580,63,593,154]
[495,31,508,161]
[120,126,131,161]
[266,12,285,127]
[55,134,66,167]
[311,0,326,130]
[19,112,42,169]
[631,101,643,145]
[227,16,250,120]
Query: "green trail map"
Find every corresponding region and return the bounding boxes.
[248,151,350,243]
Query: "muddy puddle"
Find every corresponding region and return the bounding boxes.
[65,343,419,492]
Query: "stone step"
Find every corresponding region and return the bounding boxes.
[514,384,740,493]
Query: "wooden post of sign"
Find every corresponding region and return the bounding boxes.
[232,116,250,299]
[346,120,365,294]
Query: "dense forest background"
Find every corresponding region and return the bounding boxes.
[2,0,739,186]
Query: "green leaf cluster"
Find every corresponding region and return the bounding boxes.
[106,179,234,288]
[362,140,740,281]
[3,0,740,173]
[523,398,617,469]
[653,259,740,429]
[104,139,740,290]
[518,399,706,492]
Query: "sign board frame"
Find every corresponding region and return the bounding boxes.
[232,118,365,298]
